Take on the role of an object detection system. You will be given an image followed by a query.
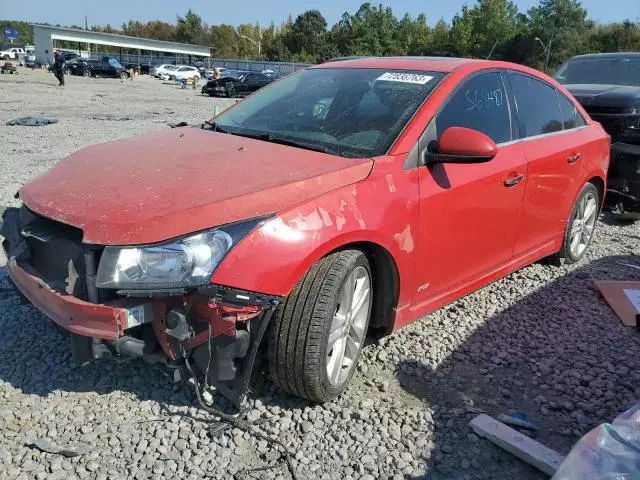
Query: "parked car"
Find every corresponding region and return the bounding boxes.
[65,57,128,79]
[555,52,640,219]
[124,63,151,75]
[153,64,177,78]
[171,66,200,81]
[1,57,609,407]
[201,70,272,97]
[61,51,79,62]
[0,47,24,60]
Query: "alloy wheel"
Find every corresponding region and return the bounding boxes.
[326,265,371,387]
[569,191,598,258]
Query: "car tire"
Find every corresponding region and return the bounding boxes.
[226,85,236,98]
[83,70,90,78]
[268,249,373,403]
[556,182,600,263]
[94,73,101,79]
[119,71,127,80]
[63,68,71,76]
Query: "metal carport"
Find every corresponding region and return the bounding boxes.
[33,24,210,66]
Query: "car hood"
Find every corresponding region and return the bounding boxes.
[20,128,373,245]
[565,84,640,109]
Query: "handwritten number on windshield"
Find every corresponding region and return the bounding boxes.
[465,88,504,111]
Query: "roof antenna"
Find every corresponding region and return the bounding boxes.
[486,41,498,60]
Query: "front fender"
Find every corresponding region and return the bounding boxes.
[211,165,420,305]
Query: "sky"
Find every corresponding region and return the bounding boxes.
[3,0,638,29]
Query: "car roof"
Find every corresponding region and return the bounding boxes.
[567,52,640,60]
[313,56,535,73]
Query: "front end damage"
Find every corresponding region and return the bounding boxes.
[605,142,640,219]
[1,206,279,409]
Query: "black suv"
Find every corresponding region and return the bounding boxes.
[555,53,640,219]
[65,56,129,79]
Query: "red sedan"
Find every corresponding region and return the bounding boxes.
[1,57,609,406]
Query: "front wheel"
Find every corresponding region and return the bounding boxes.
[119,71,128,79]
[268,250,372,403]
[557,182,600,263]
[83,70,90,78]
[226,84,236,98]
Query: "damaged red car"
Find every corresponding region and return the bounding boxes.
[1,57,609,406]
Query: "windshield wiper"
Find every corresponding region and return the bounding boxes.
[203,120,228,134]
[231,132,338,155]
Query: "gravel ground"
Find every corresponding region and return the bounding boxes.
[1,68,640,480]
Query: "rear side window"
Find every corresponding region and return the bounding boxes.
[510,73,563,138]
[435,72,511,144]
[557,92,587,129]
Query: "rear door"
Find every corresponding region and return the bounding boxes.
[414,70,529,303]
[508,72,590,256]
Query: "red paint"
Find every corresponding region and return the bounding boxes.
[14,58,610,339]
[8,263,122,340]
[20,128,373,244]
[437,127,498,158]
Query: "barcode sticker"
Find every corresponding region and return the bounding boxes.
[376,72,434,84]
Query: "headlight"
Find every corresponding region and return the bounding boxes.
[95,217,267,289]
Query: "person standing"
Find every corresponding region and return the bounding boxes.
[52,50,66,86]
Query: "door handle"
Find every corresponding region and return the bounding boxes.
[504,174,525,187]
[567,153,582,164]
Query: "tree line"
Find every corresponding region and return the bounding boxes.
[2,0,640,71]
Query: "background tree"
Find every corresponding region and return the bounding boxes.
[175,9,204,45]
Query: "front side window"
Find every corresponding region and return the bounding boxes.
[557,92,587,130]
[510,73,563,138]
[435,71,511,144]
[212,68,445,158]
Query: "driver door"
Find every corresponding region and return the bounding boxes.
[413,70,529,306]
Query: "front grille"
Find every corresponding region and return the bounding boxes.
[18,210,106,301]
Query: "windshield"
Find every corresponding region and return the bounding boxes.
[108,58,123,69]
[212,68,444,158]
[555,56,640,87]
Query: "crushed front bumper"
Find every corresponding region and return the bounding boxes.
[8,260,124,340]
[605,142,640,218]
[1,206,281,409]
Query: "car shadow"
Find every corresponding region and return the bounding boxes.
[394,253,640,479]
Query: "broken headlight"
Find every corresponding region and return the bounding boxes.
[95,218,267,289]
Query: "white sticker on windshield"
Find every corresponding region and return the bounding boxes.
[376,72,434,84]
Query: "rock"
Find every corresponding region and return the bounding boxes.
[301,421,313,434]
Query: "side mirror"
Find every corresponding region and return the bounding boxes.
[426,126,498,164]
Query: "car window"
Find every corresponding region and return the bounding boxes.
[510,73,563,138]
[435,71,511,144]
[557,91,587,130]
[214,68,445,158]
[177,67,188,72]
[245,73,260,82]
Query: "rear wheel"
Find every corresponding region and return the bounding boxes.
[268,250,372,403]
[119,71,127,80]
[63,68,71,76]
[557,182,599,263]
[83,70,90,78]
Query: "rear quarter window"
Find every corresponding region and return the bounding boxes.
[557,91,587,130]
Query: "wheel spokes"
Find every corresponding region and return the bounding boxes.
[326,265,372,387]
